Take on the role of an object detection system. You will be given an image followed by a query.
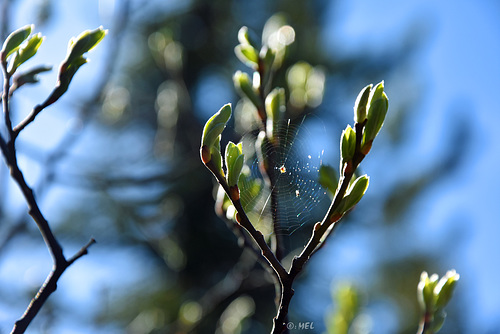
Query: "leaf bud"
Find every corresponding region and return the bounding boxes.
[417,271,439,312]
[210,136,224,177]
[353,84,372,123]
[265,87,285,141]
[65,26,107,66]
[434,269,460,310]
[340,125,356,162]
[233,70,262,110]
[201,103,232,150]
[362,81,389,151]
[1,25,32,62]
[11,33,45,73]
[234,44,259,69]
[341,175,369,213]
[225,141,245,187]
[237,26,259,49]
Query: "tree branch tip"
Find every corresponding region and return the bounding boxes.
[67,238,97,265]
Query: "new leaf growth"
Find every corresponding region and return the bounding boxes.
[417,270,460,333]
[0,25,33,62]
[360,81,389,154]
[45,26,107,106]
[225,141,244,188]
[201,103,232,177]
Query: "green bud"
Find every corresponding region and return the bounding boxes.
[65,26,107,66]
[238,26,250,45]
[43,27,106,107]
[362,92,389,146]
[369,81,385,103]
[225,141,245,187]
[11,33,44,73]
[237,26,259,48]
[434,270,460,310]
[255,131,270,172]
[235,44,259,69]
[353,84,372,123]
[233,70,261,109]
[340,125,356,162]
[200,105,231,177]
[210,136,223,176]
[201,103,232,154]
[418,271,439,312]
[261,47,275,70]
[341,175,369,213]
[265,88,285,141]
[1,25,32,62]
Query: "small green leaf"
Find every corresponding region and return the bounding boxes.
[1,25,32,61]
[233,70,261,110]
[225,141,244,187]
[234,44,259,69]
[418,271,439,313]
[342,175,369,213]
[255,131,270,172]
[237,26,259,49]
[261,47,275,72]
[201,103,232,150]
[265,88,285,141]
[340,125,356,162]
[200,104,231,177]
[362,94,388,145]
[65,26,107,65]
[369,80,385,103]
[353,84,372,123]
[43,27,106,107]
[210,136,223,176]
[318,164,338,195]
[434,270,460,310]
[11,33,44,72]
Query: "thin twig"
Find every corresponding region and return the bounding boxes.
[0,32,99,334]
[205,160,288,282]
[12,103,45,138]
[10,238,96,334]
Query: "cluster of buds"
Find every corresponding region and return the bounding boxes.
[0,25,44,75]
[319,82,389,223]
[0,24,107,107]
[417,270,460,333]
[355,81,389,155]
[340,81,389,168]
[200,104,246,202]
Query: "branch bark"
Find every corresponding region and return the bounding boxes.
[1,53,96,334]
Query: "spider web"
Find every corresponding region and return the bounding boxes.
[239,116,331,237]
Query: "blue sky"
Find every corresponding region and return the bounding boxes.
[315,1,500,332]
